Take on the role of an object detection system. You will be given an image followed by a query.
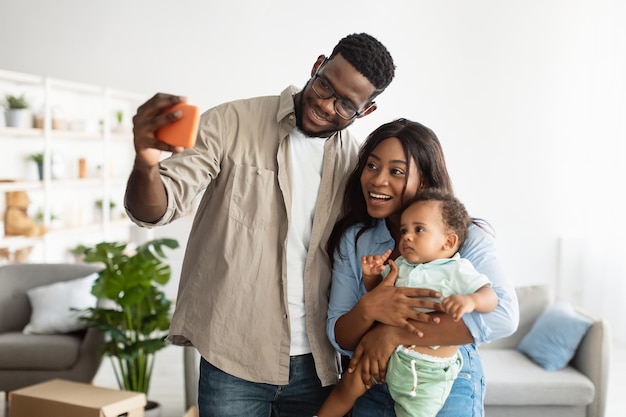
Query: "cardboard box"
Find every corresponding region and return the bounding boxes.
[10,379,147,417]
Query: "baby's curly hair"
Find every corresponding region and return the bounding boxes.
[404,189,472,250]
[330,33,395,97]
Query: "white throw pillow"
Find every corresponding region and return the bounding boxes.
[23,273,98,334]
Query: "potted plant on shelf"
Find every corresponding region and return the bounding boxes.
[94,199,117,221]
[26,152,45,180]
[112,109,126,133]
[3,93,33,128]
[77,238,179,415]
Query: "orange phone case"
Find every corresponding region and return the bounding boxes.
[156,103,200,148]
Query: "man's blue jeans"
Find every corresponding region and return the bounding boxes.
[198,354,333,417]
[351,344,486,417]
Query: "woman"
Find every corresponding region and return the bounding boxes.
[326,118,519,417]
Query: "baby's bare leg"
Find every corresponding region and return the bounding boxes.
[316,367,369,417]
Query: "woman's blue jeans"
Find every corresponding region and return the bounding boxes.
[198,354,333,417]
[351,344,486,417]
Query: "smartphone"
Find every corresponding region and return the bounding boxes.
[155,103,200,148]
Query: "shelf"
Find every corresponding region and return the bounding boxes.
[46,218,132,236]
[0,68,143,263]
[0,126,44,138]
[48,178,103,188]
[0,69,42,85]
[0,178,126,192]
[0,180,44,192]
[0,219,133,247]
[0,235,43,251]
[50,129,103,140]
[110,131,133,141]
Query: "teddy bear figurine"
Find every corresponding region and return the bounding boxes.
[4,190,48,237]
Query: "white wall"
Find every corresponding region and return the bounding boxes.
[2,0,625,337]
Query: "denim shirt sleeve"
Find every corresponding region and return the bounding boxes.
[459,222,519,344]
[327,227,365,357]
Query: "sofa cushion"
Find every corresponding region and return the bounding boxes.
[481,349,595,406]
[517,299,593,371]
[23,273,98,334]
[0,263,102,333]
[0,332,82,370]
[484,285,552,349]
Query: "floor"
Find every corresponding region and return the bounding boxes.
[1,345,187,417]
[2,341,625,417]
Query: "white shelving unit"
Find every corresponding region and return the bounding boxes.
[0,69,147,263]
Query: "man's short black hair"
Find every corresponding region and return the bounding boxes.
[330,33,396,96]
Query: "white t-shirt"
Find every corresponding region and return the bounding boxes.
[287,128,326,355]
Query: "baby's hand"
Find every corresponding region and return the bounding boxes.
[441,294,476,321]
[361,249,392,292]
[361,249,392,278]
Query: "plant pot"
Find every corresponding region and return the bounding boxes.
[5,109,33,128]
[145,400,162,417]
[36,162,43,180]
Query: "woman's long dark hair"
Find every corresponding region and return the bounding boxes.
[326,118,454,261]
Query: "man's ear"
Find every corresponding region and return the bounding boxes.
[311,55,326,77]
[356,102,377,119]
[444,233,458,251]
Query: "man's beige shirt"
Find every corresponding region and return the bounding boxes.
[127,86,360,386]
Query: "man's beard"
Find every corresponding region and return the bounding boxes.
[295,82,353,138]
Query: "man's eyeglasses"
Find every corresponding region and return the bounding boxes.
[310,74,372,120]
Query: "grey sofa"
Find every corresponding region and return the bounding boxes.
[480,285,611,417]
[0,263,104,393]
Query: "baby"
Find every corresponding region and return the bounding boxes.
[316,189,498,417]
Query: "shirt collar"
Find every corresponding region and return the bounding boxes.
[373,218,394,245]
[397,252,462,267]
[278,85,300,125]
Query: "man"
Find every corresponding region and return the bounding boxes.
[125,33,395,417]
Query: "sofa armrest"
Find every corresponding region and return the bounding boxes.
[571,309,611,417]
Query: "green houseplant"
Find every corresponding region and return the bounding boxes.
[78,238,179,397]
[95,199,116,210]
[116,109,124,125]
[4,94,29,109]
[27,152,44,164]
[3,94,32,128]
